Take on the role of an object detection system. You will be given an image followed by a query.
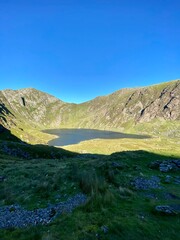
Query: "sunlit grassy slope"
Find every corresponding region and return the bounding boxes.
[63,135,180,157]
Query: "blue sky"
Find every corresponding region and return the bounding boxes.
[0,0,180,103]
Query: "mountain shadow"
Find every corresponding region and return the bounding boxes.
[0,103,15,124]
[0,103,14,116]
[0,125,76,159]
[0,125,21,142]
[0,125,178,164]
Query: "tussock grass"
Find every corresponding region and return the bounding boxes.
[119,186,134,198]
[79,170,107,194]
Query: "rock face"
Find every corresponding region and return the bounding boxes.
[0,88,66,128]
[0,80,180,137]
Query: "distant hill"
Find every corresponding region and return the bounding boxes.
[0,80,180,142]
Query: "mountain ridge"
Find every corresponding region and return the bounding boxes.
[0,79,180,143]
[1,79,179,104]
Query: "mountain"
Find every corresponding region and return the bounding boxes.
[0,81,180,240]
[0,80,180,143]
[0,88,71,143]
[59,80,180,129]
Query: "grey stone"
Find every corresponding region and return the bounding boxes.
[149,159,180,172]
[160,163,173,172]
[131,176,161,190]
[0,193,87,229]
[155,205,180,215]
[101,225,109,233]
[159,160,179,172]
[172,159,180,168]
[164,175,172,183]
[174,176,180,184]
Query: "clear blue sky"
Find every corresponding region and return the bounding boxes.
[0,0,180,103]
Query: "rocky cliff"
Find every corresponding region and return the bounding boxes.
[58,80,180,129]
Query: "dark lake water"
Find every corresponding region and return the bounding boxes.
[43,129,150,146]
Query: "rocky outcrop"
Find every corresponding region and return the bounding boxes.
[57,80,180,130]
[154,205,180,215]
[131,176,161,190]
[149,159,180,172]
[0,88,67,128]
[0,193,87,229]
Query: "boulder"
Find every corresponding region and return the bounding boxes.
[155,205,180,215]
[159,162,177,172]
[164,175,172,183]
[174,176,180,184]
[149,159,180,172]
[172,159,180,168]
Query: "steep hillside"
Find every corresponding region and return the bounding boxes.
[0,88,68,127]
[0,80,180,142]
[59,80,180,127]
[0,88,70,143]
[58,80,180,137]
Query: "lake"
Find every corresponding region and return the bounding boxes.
[43,128,150,146]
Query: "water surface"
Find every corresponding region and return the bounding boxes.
[43,128,150,146]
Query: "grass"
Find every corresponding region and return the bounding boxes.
[0,132,180,239]
[0,80,180,239]
[63,135,180,157]
[0,111,180,240]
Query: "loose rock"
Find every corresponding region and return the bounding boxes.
[0,193,87,229]
[164,175,172,183]
[174,176,180,184]
[159,162,175,172]
[131,176,161,190]
[101,225,109,234]
[149,159,180,172]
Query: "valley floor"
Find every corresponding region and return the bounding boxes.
[62,136,180,157]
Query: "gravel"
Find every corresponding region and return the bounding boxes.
[0,193,87,229]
